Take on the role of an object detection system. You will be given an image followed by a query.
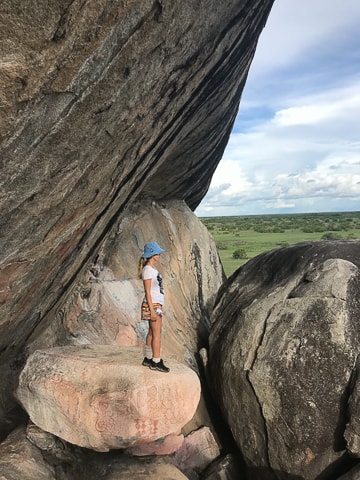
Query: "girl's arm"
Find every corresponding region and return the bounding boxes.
[143,279,160,321]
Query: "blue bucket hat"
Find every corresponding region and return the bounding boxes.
[142,241,165,258]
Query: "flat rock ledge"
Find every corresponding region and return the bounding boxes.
[16,345,201,452]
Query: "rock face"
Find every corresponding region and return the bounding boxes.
[16,345,201,451]
[345,357,360,457]
[172,426,220,474]
[101,459,189,480]
[28,200,225,368]
[10,1,356,479]
[0,427,56,480]
[0,425,189,480]
[125,432,185,457]
[209,241,360,480]
[201,453,245,480]
[0,0,274,437]
[92,456,189,480]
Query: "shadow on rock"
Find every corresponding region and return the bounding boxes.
[243,467,303,480]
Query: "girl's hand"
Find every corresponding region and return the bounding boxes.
[150,310,160,322]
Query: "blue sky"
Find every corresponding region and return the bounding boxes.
[196,0,360,217]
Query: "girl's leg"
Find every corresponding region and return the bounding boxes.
[149,315,162,358]
[142,325,152,363]
[145,325,153,349]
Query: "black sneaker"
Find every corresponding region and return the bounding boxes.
[149,359,170,373]
[142,357,152,367]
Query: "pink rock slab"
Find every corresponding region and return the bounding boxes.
[16,345,201,452]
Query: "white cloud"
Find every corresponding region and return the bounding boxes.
[249,0,360,77]
[196,0,360,217]
[274,104,337,127]
[198,124,360,215]
[273,86,360,127]
[209,160,254,194]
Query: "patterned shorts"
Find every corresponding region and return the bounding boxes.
[141,301,163,321]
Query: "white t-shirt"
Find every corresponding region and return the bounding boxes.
[142,265,164,305]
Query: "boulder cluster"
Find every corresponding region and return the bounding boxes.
[1,1,360,479]
[2,234,360,480]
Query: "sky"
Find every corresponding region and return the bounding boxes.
[196,0,360,217]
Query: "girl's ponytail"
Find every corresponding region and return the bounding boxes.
[138,257,148,279]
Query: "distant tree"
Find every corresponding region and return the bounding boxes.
[277,241,289,247]
[232,248,247,259]
[321,232,342,240]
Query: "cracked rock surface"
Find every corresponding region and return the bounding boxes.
[209,240,360,480]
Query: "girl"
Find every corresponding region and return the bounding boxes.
[138,241,170,373]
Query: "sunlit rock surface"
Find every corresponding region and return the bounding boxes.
[29,200,224,367]
[16,345,201,451]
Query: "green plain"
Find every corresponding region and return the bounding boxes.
[200,211,360,277]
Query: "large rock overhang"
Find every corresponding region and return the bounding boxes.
[0,1,274,370]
